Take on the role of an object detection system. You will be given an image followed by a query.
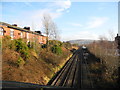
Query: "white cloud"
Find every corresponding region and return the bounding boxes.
[69,23,83,27]
[26,1,72,31]
[31,9,61,20]
[62,31,99,41]
[56,8,65,12]
[5,1,71,32]
[14,7,62,32]
[55,0,71,12]
[66,10,70,13]
[86,17,109,29]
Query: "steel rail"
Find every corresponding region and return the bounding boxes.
[56,53,78,86]
[83,49,94,88]
[49,53,77,86]
[62,54,78,87]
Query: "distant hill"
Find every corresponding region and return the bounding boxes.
[68,39,97,45]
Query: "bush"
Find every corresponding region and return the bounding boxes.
[49,40,63,47]
[62,41,72,49]
[14,39,29,59]
[41,44,47,48]
[16,57,25,68]
[51,45,62,55]
[2,36,11,49]
[27,41,31,48]
[9,40,16,50]
[88,41,118,87]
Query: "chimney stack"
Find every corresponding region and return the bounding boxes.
[12,24,17,27]
[24,27,30,30]
[35,31,42,35]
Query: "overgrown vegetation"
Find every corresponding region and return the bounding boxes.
[87,38,119,88]
[51,45,62,55]
[16,57,25,68]
[2,36,74,85]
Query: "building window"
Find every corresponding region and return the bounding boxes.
[21,32,23,38]
[18,33,21,35]
[10,29,14,39]
[0,27,4,36]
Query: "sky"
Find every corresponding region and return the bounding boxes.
[0,0,118,41]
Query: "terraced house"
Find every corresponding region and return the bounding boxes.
[0,22,47,44]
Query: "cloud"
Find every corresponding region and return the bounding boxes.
[6,1,66,33]
[15,7,62,31]
[56,8,65,12]
[4,1,71,32]
[86,17,109,29]
[30,8,61,20]
[62,31,99,41]
[69,23,83,27]
[55,0,71,12]
[24,1,72,30]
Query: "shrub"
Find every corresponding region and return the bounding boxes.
[88,40,118,87]
[42,44,47,48]
[49,40,63,47]
[14,39,29,59]
[62,42,72,49]
[2,36,11,49]
[9,40,16,50]
[3,35,11,40]
[27,41,31,48]
[16,57,25,68]
[51,45,62,55]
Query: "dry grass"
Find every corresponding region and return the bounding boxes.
[2,37,71,85]
[87,40,118,87]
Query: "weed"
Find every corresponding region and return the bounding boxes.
[16,57,25,68]
[14,39,29,59]
[51,45,62,55]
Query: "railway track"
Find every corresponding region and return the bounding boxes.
[47,51,79,88]
[80,49,94,88]
[47,48,94,89]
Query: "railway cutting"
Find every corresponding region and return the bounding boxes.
[47,47,94,89]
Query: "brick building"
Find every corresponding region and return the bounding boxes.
[0,22,47,44]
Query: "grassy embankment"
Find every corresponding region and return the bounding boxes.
[87,40,119,88]
[1,36,74,85]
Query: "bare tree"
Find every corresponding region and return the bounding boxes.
[50,21,60,40]
[108,30,115,41]
[42,13,60,46]
[42,13,51,45]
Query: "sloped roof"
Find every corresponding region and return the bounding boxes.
[0,22,45,36]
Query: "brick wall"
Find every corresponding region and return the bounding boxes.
[0,25,47,44]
